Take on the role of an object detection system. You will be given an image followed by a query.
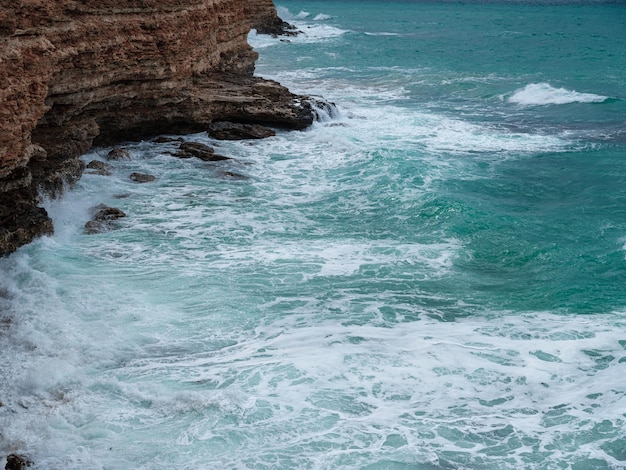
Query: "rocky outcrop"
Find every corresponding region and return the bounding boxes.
[129,172,156,183]
[0,0,316,256]
[174,141,231,161]
[208,121,276,140]
[249,0,298,36]
[84,204,126,234]
[5,454,33,470]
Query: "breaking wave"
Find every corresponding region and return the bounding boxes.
[508,83,608,105]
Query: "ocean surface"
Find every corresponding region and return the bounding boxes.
[2,1,626,468]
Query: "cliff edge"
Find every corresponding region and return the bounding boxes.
[249,0,298,36]
[0,0,313,256]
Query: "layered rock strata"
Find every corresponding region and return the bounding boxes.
[249,0,298,36]
[0,0,314,257]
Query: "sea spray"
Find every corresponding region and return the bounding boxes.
[508,83,609,106]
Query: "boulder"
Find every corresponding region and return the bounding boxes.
[174,142,231,161]
[129,172,156,183]
[86,160,113,176]
[207,122,276,140]
[85,204,126,234]
[220,171,249,180]
[106,148,131,161]
[5,454,33,470]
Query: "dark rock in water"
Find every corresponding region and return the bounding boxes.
[5,454,33,469]
[93,205,126,221]
[85,204,126,234]
[0,165,54,256]
[85,220,110,234]
[174,142,231,161]
[86,160,113,171]
[30,154,85,199]
[129,172,156,183]
[152,136,184,144]
[106,147,131,161]
[220,171,249,180]
[86,160,113,176]
[207,121,276,140]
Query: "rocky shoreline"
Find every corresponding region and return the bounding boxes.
[0,2,321,464]
[0,0,313,258]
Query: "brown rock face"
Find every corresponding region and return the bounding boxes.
[249,0,298,36]
[0,0,316,256]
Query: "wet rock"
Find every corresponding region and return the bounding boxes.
[86,160,113,176]
[93,204,126,221]
[106,148,131,161]
[207,122,276,140]
[129,172,156,183]
[152,136,184,144]
[0,167,54,255]
[85,204,126,234]
[174,142,231,161]
[30,155,85,199]
[5,454,33,470]
[84,220,111,234]
[220,171,249,180]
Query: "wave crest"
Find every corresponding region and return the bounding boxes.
[508,83,608,105]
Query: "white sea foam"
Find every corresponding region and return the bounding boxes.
[508,82,608,106]
[420,114,567,156]
[247,29,278,50]
[295,10,310,19]
[252,68,569,162]
[273,6,348,42]
[364,31,402,37]
[1,122,624,467]
[294,23,348,42]
[249,24,347,49]
[3,261,623,469]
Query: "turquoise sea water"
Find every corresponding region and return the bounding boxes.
[1,1,626,468]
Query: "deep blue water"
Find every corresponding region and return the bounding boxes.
[1,1,625,468]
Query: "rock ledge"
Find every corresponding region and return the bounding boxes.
[0,0,315,257]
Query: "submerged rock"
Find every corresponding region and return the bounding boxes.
[106,148,131,161]
[207,121,276,140]
[5,454,33,470]
[86,160,113,176]
[174,142,231,161]
[220,171,249,180]
[129,172,156,183]
[85,204,126,234]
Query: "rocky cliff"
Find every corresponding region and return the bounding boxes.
[0,0,313,256]
[249,0,297,36]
